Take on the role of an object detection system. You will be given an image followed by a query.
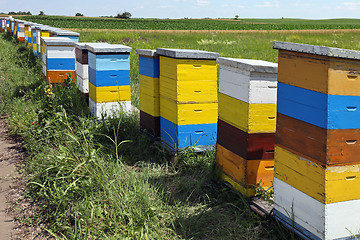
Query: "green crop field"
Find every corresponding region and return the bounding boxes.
[74,30,360,108]
[18,15,360,30]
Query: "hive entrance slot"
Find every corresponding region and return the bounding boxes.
[265,166,274,170]
[347,75,358,80]
[265,150,275,153]
[346,176,356,181]
[346,140,357,144]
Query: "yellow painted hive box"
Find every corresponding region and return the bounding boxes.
[218,93,276,133]
[160,96,218,125]
[160,75,217,103]
[89,83,131,103]
[140,92,160,117]
[275,146,360,204]
[160,56,217,81]
[139,75,160,98]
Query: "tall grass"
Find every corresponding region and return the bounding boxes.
[0,33,299,239]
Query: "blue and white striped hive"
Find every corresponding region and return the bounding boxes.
[85,43,132,118]
[41,37,76,84]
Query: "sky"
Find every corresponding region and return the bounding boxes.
[1,0,360,19]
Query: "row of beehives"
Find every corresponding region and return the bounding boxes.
[2,16,360,240]
[138,43,360,240]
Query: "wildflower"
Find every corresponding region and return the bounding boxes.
[31,122,34,125]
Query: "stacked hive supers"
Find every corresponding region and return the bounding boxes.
[75,42,90,94]
[41,37,76,84]
[136,49,160,138]
[156,48,219,151]
[16,20,25,42]
[216,58,278,196]
[86,43,132,118]
[273,41,360,240]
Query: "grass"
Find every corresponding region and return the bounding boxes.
[0,32,303,239]
[17,15,360,30]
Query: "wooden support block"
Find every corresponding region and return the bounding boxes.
[218,93,276,133]
[274,177,360,240]
[275,146,360,204]
[217,119,275,160]
[160,96,218,125]
[140,110,160,137]
[277,113,360,166]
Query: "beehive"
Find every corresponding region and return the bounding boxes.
[86,43,132,118]
[41,37,75,84]
[16,21,25,42]
[5,18,10,33]
[273,41,360,240]
[157,48,219,151]
[136,49,160,138]
[215,58,277,196]
[36,25,51,57]
[0,18,4,32]
[75,42,91,94]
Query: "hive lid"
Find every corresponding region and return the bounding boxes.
[217,57,278,73]
[41,37,75,46]
[55,30,80,36]
[75,42,93,50]
[36,25,51,31]
[156,48,219,59]
[135,49,158,57]
[273,41,360,60]
[86,43,132,53]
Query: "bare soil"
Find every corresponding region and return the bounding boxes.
[0,117,48,240]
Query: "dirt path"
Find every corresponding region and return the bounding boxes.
[0,121,21,239]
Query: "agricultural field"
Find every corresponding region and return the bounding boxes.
[18,15,360,30]
[75,30,360,107]
[1,16,360,239]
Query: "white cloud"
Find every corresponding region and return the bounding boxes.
[197,0,210,6]
[291,0,311,8]
[156,5,170,8]
[221,4,245,9]
[336,1,360,10]
[256,0,280,8]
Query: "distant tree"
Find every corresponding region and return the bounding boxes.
[235,15,239,20]
[7,11,32,15]
[39,11,45,16]
[115,11,131,19]
[75,12,84,16]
